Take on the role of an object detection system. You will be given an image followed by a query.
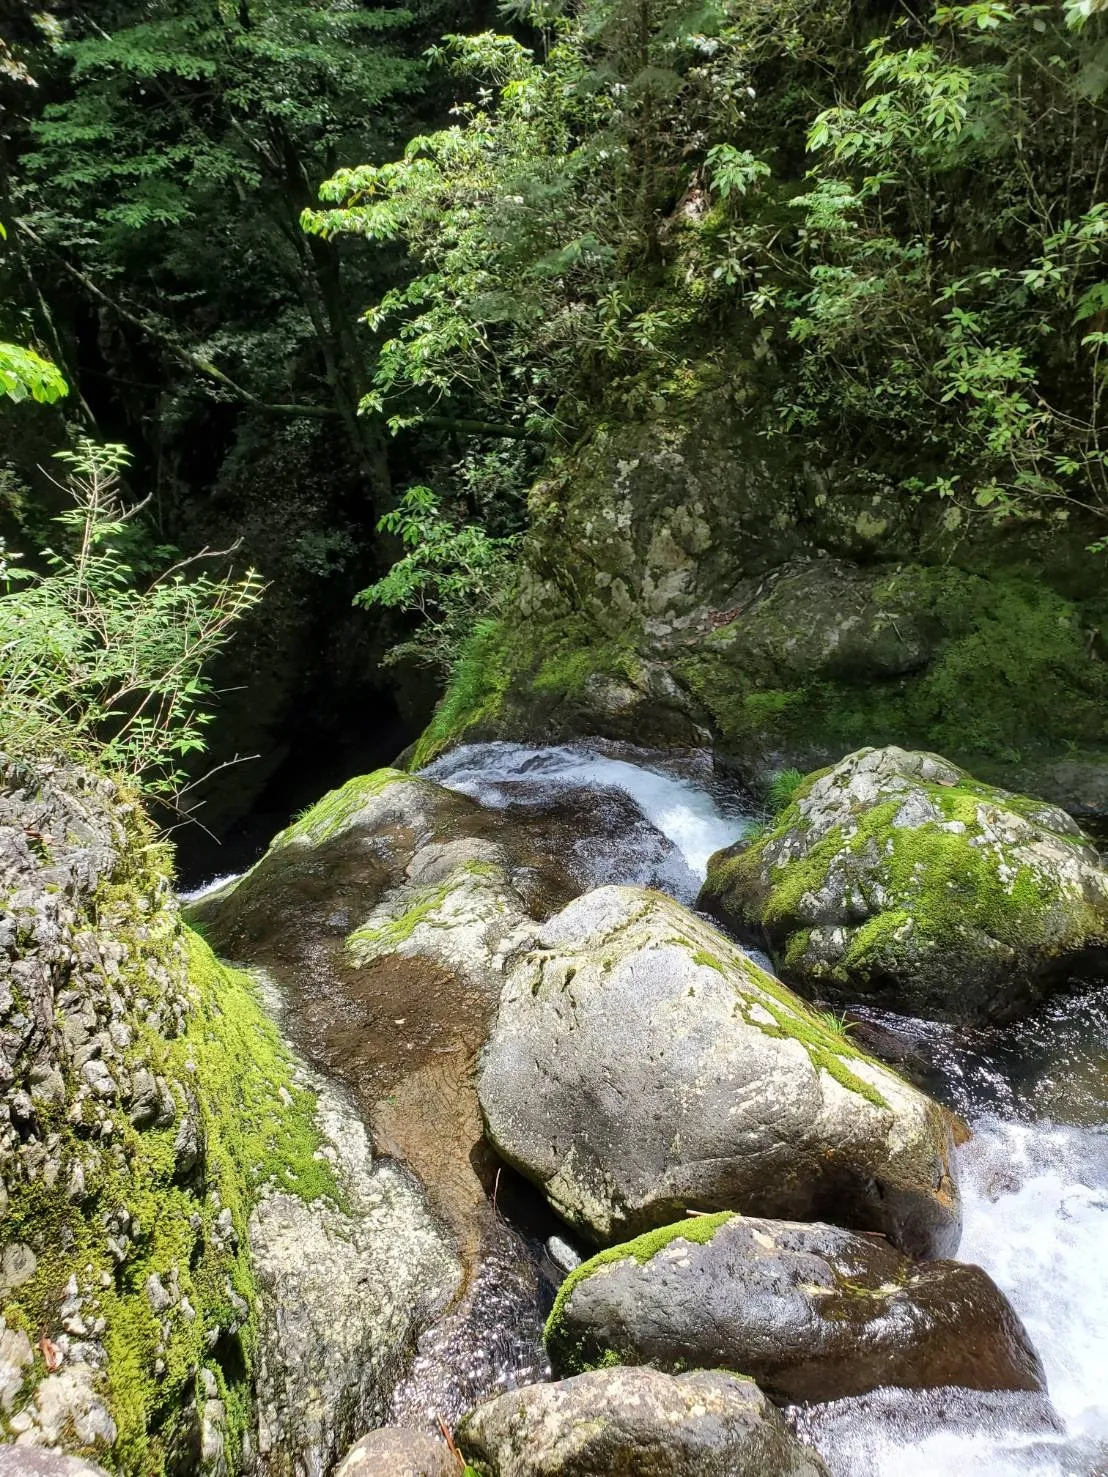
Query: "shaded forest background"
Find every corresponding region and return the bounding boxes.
[2,0,1106,874]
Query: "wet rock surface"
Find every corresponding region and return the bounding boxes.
[457,1366,830,1477]
[479,884,961,1257]
[545,1212,1044,1403]
[249,1054,460,1477]
[700,746,1108,1022]
[333,1427,457,1476]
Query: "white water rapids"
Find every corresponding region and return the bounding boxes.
[426,740,1108,1477]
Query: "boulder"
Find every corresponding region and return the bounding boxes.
[456,1367,829,1476]
[544,1212,1044,1403]
[477,886,961,1258]
[0,1454,112,1477]
[250,1062,461,1476]
[699,746,1108,1022]
[334,1427,457,1477]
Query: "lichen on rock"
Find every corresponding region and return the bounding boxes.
[477,884,961,1258]
[0,753,381,1473]
[699,745,1108,1021]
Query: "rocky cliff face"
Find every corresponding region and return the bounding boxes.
[0,756,458,1475]
[414,378,1108,818]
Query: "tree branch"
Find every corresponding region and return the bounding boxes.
[16,220,340,421]
[418,414,535,440]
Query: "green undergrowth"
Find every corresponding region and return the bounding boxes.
[678,567,1108,781]
[545,1213,734,1372]
[410,612,643,769]
[1,796,339,1475]
[687,943,887,1108]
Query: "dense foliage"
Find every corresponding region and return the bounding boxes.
[3,0,1108,790]
[309,0,1108,542]
[0,440,263,802]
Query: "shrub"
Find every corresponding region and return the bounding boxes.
[0,439,264,802]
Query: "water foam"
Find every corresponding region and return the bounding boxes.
[424,740,750,882]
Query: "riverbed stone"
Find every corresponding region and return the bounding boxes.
[699,745,1108,1022]
[0,1453,112,1477]
[456,1366,829,1476]
[334,1428,457,1477]
[545,1211,1044,1402]
[478,885,960,1258]
[250,1062,461,1476]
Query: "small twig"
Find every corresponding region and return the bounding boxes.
[435,1414,465,1470]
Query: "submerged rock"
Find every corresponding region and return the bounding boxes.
[699,746,1108,1022]
[478,885,961,1258]
[544,1212,1044,1403]
[457,1366,829,1476]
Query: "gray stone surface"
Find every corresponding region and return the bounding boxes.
[250,1048,461,1477]
[546,1212,1044,1402]
[478,885,961,1258]
[333,1427,457,1477]
[700,745,1108,1021]
[0,1451,112,1477]
[457,1366,830,1476]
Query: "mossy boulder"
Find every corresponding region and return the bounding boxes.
[0,754,349,1473]
[456,1366,829,1477]
[544,1212,1044,1403]
[699,746,1108,1022]
[477,885,961,1259]
[676,560,1108,814]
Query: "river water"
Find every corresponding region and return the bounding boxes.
[425,740,1108,1477]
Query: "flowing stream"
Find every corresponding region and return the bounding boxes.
[425,741,1108,1477]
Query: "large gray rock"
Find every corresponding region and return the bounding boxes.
[545,1212,1044,1403]
[0,1453,112,1477]
[457,1366,829,1476]
[478,886,961,1258]
[334,1427,457,1477]
[250,1050,461,1477]
[699,746,1108,1022]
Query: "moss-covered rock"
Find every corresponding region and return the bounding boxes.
[408,373,1108,816]
[676,560,1108,811]
[0,753,343,1473]
[699,746,1108,1022]
[477,884,961,1259]
[544,1212,1044,1403]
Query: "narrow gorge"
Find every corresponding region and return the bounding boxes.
[2,0,1108,1472]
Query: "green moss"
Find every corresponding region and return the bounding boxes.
[1,792,339,1474]
[545,1214,735,1372]
[410,611,643,769]
[346,879,453,958]
[677,567,1108,782]
[764,784,1055,964]
[273,768,412,848]
[684,926,888,1107]
[411,618,514,769]
[345,858,502,961]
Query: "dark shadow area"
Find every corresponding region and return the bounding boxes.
[171,677,413,889]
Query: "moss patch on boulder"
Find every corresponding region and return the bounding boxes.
[545,1214,735,1371]
[700,746,1108,1021]
[677,563,1108,802]
[0,760,339,1473]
